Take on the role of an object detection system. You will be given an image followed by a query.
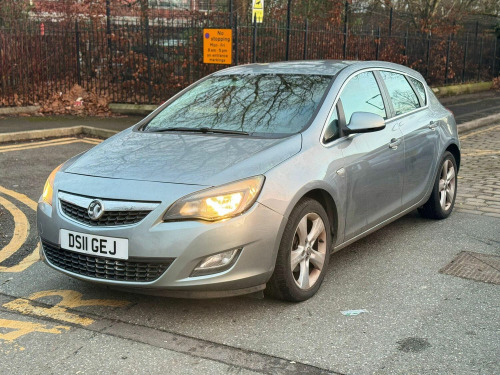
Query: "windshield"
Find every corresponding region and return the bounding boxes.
[143,74,332,135]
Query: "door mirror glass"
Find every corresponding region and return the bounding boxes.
[346,112,385,134]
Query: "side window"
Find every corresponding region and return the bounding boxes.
[380,71,420,116]
[340,71,386,124]
[408,76,427,105]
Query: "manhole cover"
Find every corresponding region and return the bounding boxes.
[440,251,500,285]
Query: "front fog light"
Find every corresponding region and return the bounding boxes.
[191,248,241,277]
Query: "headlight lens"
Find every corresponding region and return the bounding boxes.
[41,164,63,205]
[163,176,265,222]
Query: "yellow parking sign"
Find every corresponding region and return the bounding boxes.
[252,0,264,23]
[203,29,232,65]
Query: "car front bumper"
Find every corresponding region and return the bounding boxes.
[37,175,285,297]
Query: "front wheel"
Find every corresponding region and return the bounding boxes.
[266,198,331,302]
[418,151,458,220]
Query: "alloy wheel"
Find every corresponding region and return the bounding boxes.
[439,159,456,211]
[290,213,327,290]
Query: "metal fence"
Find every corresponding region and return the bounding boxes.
[0,13,498,107]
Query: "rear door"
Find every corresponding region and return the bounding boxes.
[378,71,438,209]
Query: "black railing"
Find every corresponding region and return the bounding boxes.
[0,13,498,107]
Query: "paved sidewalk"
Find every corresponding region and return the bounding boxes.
[455,124,500,218]
[0,90,498,135]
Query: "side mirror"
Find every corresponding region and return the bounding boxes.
[345,112,385,135]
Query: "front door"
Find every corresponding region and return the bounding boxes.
[338,71,404,240]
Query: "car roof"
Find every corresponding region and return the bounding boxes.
[214,60,354,76]
[213,60,424,80]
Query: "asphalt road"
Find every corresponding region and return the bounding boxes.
[440,90,500,124]
[0,126,499,374]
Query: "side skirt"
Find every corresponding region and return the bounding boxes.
[331,196,428,254]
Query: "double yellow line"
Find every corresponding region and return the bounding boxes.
[0,136,101,271]
[0,137,100,153]
[0,186,40,272]
[460,124,500,140]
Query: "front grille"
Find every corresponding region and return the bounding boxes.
[60,200,151,226]
[42,241,172,282]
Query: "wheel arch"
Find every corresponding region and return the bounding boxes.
[300,188,340,248]
[445,143,461,172]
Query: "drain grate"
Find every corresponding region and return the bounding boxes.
[440,251,500,285]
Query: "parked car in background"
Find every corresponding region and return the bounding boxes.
[37,60,460,301]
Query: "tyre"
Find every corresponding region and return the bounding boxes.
[266,198,331,302]
[418,151,458,220]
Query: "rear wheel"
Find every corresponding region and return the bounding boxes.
[266,198,331,302]
[418,151,457,220]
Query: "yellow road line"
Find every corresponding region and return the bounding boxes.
[0,196,29,263]
[462,150,500,157]
[81,137,102,144]
[0,186,39,272]
[0,137,102,153]
[460,124,500,140]
[0,137,78,151]
[0,244,40,273]
[0,140,85,153]
[0,186,37,211]
[0,318,69,342]
[4,290,130,326]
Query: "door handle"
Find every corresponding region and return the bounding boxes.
[428,121,438,130]
[389,138,402,150]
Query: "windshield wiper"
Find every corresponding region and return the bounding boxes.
[150,127,249,136]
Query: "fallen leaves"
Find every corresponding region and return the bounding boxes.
[38,84,112,116]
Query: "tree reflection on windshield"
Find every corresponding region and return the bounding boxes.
[145,74,332,135]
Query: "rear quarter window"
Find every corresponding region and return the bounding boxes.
[408,76,427,105]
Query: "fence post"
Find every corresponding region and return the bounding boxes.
[425,33,431,79]
[388,7,393,36]
[252,14,257,63]
[233,13,238,66]
[403,29,408,57]
[285,0,292,61]
[106,0,111,50]
[493,37,498,78]
[375,27,381,60]
[75,20,81,86]
[343,1,348,59]
[445,34,451,84]
[477,37,483,81]
[303,18,308,60]
[145,16,152,104]
[462,33,468,83]
[106,0,113,84]
[229,0,233,25]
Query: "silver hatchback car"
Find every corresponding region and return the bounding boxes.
[37,60,460,301]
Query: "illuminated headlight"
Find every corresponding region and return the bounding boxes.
[191,248,241,277]
[163,176,265,222]
[41,164,63,206]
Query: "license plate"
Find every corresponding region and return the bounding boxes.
[60,229,128,260]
